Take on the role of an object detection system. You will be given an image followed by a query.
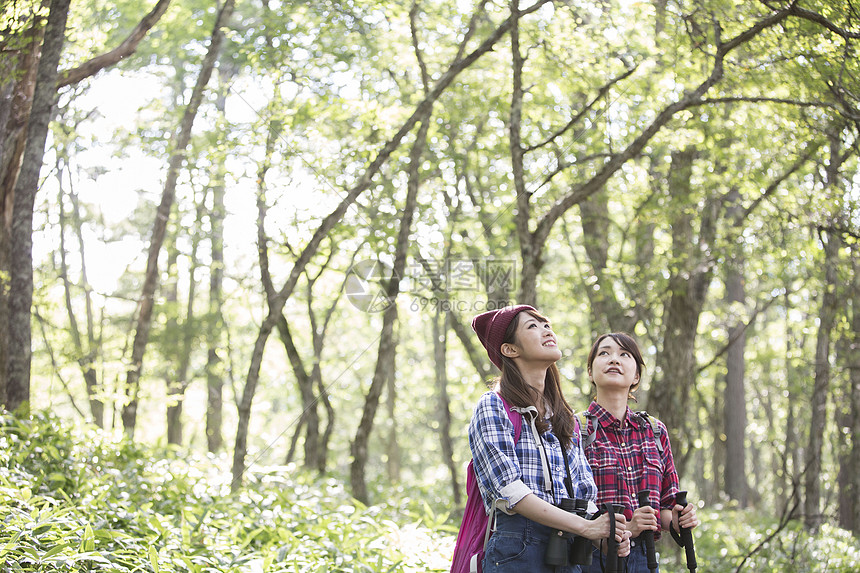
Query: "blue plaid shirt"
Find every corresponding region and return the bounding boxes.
[469,391,598,514]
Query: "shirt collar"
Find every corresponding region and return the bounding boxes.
[587,401,643,429]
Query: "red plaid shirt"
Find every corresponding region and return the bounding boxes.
[582,401,679,528]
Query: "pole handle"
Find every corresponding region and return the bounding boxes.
[604,502,618,573]
[675,491,697,572]
[637,490,658,572]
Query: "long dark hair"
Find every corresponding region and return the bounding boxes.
[495,309,575,449]
[586,332,646,401]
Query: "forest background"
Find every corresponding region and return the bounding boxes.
[1,0,859,571]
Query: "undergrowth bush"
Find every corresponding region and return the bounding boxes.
[0,412,449,572]
[1,412,857,572]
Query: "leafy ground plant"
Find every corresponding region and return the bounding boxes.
[1,412,858,572]
[0,412,449,572]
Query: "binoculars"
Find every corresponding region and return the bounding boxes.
[544,498,593,566]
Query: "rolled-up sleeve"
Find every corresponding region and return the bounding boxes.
[656,419,680,510]
[469,392,531,513]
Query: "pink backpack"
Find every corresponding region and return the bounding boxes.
[450,396,523,573]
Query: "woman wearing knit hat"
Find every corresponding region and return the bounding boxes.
[467,305,629,572]
[579,332,699,573]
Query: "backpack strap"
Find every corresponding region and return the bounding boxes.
[578,411,598,449]
[637,410,664,453]
[580,408,664,454]
[499,395,523,444]
[502,396,552,491]
[562,431,575,498]
[480,394,524,552]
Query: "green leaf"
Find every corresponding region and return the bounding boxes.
[41,543,69,559]
[149,545,160,573]
[80,523,95,552]
[69,552,112,565]
[0,532,25,560]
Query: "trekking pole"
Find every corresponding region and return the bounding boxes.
[614,504,627,573]
[675,491,697,572]
[604,503,618,573]
[604,503,626,573]
[636,491,658,573]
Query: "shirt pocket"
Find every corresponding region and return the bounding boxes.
[588,442,619,488]
[641,444,664,501]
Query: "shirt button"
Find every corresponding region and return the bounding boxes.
[628,467,633,471]
[621,442,626,446]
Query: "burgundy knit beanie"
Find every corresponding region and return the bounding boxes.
[471,304,536,370]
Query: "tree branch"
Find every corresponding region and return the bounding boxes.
[532,6,794,247]
[787,3,860,40]
[57,0,172,87]
[734,467,804,572]
[696,294,780,375]
[525,64,637,153]
[695,96,838,110]
[740,143,821,222]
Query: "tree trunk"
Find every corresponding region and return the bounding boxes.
[121,0,235,437]
[57,163,103,426]
[350,118,429,503]
[840,253,860,534]
[70,177,101,426]
[205,58,234,454]
[804,129,849,531]
[435,307,461,504]
[162,236,182,444]
[5,0,70,413]
[804,229,840,531]
[166,201,200,446]
[162,242,181,442]
[276,315,320,469]
[450,309,495,381]
[650,148,716,472]
[165,385,183,445]
[234,87,280,475]
[350,302,398,503]
[579,189,611,334]
[579,188,637,334]
[653,0,669,36]
[254,86,321,471]
[205,177,225,452]
[285,414,306,465]
[0,3,48,407]
[1,0,170,409]
[709,388,725,506]
[509,2,541,309]
[412,254,462,503]
[724,187,748,506]
[757,358,777,508]
[316,368,335,474]
[309,277,343,474]
[205,340,224,452]
[784,288,805,520]
[386,368,401,482]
